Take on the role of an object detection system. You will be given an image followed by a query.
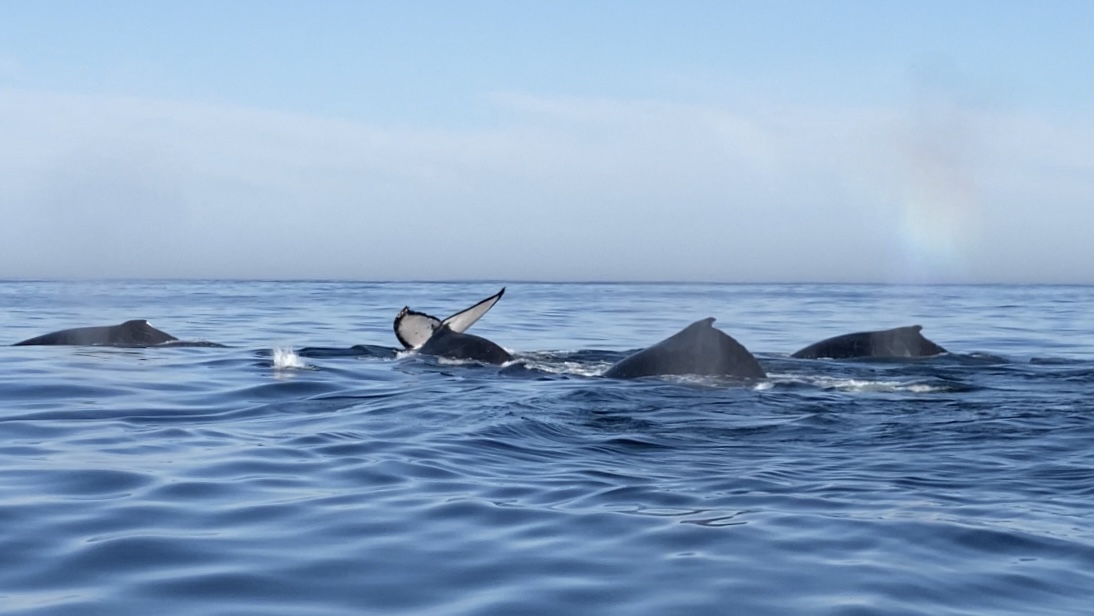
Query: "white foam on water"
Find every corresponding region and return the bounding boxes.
[833,378,946,393]
[768,374,947,393]
[525,359,611,377]
[272,347,307,370]
[509,350,613,377]
[435,356,479,366]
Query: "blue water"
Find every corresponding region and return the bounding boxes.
[1,281,1092,615]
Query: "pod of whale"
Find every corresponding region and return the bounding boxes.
[604,318,766,380]
[791,325,946,359]
[10,290,952,379]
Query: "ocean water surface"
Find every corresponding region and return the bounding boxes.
[1,281,1091,615]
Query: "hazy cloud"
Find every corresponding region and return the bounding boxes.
[0,87,1090,282]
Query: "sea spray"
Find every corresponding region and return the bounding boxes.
[272,347,306,370]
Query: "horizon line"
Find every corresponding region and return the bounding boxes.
[1,277,1091,288]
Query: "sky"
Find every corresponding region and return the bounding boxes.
[1,1,1092,283]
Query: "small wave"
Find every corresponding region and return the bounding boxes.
[295,344,399,359]
[518,359,611,378]
[512,350,621,378]
[770,374,949,393]
[644,373,767,389]
[434,356,483,366]
[271,348,307,370]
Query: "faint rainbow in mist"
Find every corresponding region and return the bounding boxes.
[894,119,983,283]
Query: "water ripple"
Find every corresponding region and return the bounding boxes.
[1,281,1093,615]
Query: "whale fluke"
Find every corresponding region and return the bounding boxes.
[394,288,511,364]
[791,325,947,359]
[394,288,505,350]
[604,318,766,380]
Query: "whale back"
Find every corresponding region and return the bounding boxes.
[604,318,766,380]
[13,320,179,347]
[416,324,512,365]
[791,325,946,359]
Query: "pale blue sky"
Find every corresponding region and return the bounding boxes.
[2,1,1091,282]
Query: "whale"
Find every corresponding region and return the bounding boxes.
[791,325,946,359]
[394,288,511,364]
[604,318,766,380]
[417,324,513,364]
[14,320,182,347]
[394,288,505,350]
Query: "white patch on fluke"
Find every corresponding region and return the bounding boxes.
[441,289,504,335]
[393,311,441,349]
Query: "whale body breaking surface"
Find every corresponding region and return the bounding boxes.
[13,320,194,347]
[604,317,766,380]
[9,292,957,381]
[791,325,946,359]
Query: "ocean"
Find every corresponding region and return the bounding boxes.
[1,280,1091,615]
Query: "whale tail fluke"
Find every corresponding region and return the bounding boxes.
[394,287,505,350]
